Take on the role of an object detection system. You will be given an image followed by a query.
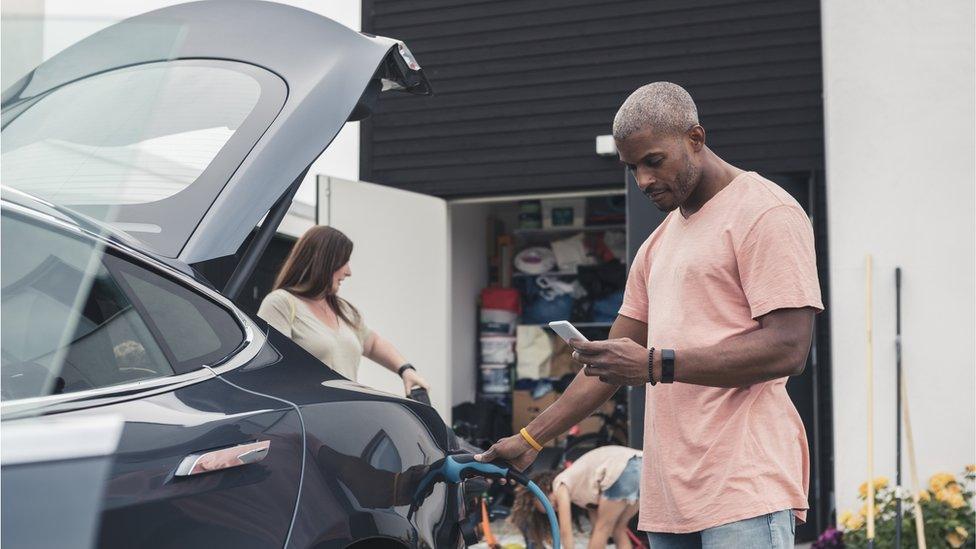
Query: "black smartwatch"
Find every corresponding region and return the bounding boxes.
[660,349,676,384]
[397,363,416,378]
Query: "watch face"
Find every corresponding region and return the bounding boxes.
[662,349,676,383]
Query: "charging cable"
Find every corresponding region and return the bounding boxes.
[410,454,560,548]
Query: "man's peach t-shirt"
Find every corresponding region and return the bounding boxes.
[619,171,823,533]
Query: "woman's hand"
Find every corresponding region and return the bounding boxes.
[401,368,431,395]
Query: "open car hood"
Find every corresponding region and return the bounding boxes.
[1,0,430,264]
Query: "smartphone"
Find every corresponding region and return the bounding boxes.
[547,320,589,344]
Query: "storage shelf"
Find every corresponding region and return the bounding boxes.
[512,224,625,236]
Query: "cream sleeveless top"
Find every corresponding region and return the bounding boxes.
[257,289,372,381]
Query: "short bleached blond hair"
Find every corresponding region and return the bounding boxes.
[612,82,699,139]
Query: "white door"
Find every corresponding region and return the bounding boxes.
[317,176,451,418]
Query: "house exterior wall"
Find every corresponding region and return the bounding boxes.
[362,0,825,197]
[821,0,975,516]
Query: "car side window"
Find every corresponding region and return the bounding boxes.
[1,211,243,401]
[108,257,245,372]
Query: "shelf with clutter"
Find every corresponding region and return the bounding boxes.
[472,193,629,450]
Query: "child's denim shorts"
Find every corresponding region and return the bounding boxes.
[602,455,641,502]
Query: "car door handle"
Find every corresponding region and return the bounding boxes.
[175,440,270,477]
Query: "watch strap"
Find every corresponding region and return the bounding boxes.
[661,349,675,383]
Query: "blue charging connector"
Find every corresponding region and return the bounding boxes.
[411,454,560,548]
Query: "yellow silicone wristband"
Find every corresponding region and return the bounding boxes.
[519,427,544,452]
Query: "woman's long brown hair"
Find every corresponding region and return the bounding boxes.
[508,469,582,547]
[273,225,360,327]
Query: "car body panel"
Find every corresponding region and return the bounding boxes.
[222,327,465,548]
[70,377,304,549]
[1,415,123,549]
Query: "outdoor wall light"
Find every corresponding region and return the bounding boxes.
[595,134,617,157]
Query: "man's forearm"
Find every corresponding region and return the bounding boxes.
[526,373,617,444]
[665,310,814,388]
[526,315,645,443]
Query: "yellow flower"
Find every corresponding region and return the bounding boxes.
[936,489,949,502]
[956,526,969,539]
[947,492,966,509]
[857,477,889,498]
[839,511,852,529]
[858,502,882,517]
[966,464,976,474]
[930,472,955,492]
[947,482,963,494]
[947,531,965,548]
[846,513,865,531]
[918,490,931,502]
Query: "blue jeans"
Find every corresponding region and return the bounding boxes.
[646,509,795,549]
[602,455,641,502]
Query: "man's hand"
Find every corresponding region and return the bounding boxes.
[474,434,538,473]
[572,337,650,386]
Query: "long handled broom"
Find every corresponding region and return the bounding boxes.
[896,267,927,548]
[865,255,876,549]
[896,267,903,548]
[902,367,927,549]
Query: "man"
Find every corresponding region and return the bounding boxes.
[477,82,823,548]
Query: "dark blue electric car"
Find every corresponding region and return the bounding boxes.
[0,2,475,547]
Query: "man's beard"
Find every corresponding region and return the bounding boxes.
[646,156,700,212]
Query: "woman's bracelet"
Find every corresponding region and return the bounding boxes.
[397,363,416,377]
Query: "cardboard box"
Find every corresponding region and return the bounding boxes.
[549,337,582,379]
[512,389,562,447]
[513,392,624,447]
[542,198,585,229]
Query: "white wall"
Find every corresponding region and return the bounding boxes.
[319,177,452,419]
[31,0,362,211]
[821,0,975,516]
[449,203,491,407]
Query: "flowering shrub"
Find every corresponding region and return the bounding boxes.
[821,465,976,548]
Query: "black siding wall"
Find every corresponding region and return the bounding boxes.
[361,0,824,197]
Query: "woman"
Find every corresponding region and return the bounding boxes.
[258,226,430,396]
[511,445,642,549]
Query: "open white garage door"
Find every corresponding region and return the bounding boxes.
[317,176,451,418]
